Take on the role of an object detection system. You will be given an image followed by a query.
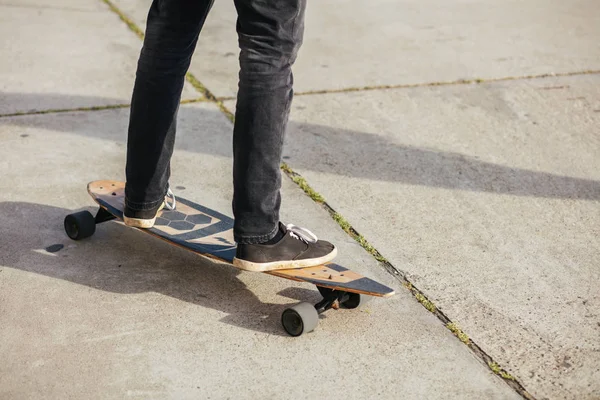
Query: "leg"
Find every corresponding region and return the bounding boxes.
[125,0,213,219]
[232,0,337,271]
[232,0,307,244]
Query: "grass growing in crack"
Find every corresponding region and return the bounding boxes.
[488,361,516,381]
[280,163,325,203]
[278,132,533,400]
[181,97,211,104]
[332,212,350,231]
[280,164,389,265]
[415,293,436,313]
[293,176,325,203]
[185,73,212,98]
[357,237,386,262]
[185,73,234,122]
[278,166,526,393]
[0,103,130,118]
[100,0,234,122]
[446,322,470,344]
[280,162,294,175]
[290,70,600,99]
[0,98,208,119]
[102,0,144,39]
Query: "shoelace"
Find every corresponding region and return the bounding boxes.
[164,187,177,210]
[286,224,318,244]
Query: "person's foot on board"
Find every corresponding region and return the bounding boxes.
[233,222,337,272]
[124,188,176,228]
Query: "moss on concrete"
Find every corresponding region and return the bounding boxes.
[446,322,470,344]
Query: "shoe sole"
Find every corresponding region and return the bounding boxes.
[123,203,165,229]
[232,247,338,272]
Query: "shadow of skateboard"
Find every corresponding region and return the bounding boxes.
[64,180,395,336]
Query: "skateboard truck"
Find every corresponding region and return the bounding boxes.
[315,287,355,313]
[94,207,116,224]
[281,286,366,337]
[64,207,116,241]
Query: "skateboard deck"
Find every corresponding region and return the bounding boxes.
[65,180,395,335]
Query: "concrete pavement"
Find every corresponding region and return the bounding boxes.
[1,0,599,398]
[114,0,600,98]
[0,105,517,398]
[277,75,600,399]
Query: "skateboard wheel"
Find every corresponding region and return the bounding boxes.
[64,211,96,240]
[341,292,368,309]
[281,302,319,337]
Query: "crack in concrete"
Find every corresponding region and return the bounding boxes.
[101,0,144,39]
[184,74,234,123]
[100,0,232,123]
[292,70,600,96]
[0,3,95,12]
[0,98,208,119]
[279,166,538,400]
[215,70,600,101]
[0,103,130,118]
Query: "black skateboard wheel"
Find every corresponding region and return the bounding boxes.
[64,211,96,240]
[281,302,319,337]
[341,292,368,309]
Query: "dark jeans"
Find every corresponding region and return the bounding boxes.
[125,0,306,244]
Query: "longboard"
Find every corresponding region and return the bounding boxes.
[64,180,395,336]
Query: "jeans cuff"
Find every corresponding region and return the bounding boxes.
[235,223,279,245]
[124,196,165,211]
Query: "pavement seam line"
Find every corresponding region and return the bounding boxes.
[280,164,536,400]
[185,74,235,123]
[0,98,208,119]
[214,69,600,101]
[101,0,144,39]
[0,103,130,118]
[100,0,537,397]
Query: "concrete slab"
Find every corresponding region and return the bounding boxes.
[272,74,600,400]
[111,0,600,98]
[0,104,519,399]
[0,0,199,115]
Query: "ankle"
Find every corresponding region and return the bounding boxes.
[261,226,285,245]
